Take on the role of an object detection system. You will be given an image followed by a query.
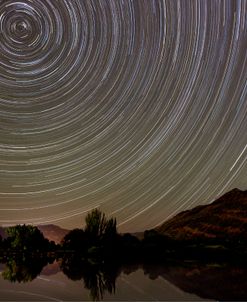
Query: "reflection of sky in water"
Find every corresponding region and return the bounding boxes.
[0,266,206,301]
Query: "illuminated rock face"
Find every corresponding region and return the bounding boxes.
[156,189,247,241]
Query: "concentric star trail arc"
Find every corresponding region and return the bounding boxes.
[0,0,246,232]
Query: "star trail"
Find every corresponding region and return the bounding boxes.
[0,0,246,232]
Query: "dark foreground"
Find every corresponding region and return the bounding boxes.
[1,252,247,301]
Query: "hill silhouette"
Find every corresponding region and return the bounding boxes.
[37,225,69,244]
[156,188,247,241]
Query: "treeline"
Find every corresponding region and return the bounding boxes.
[0,209,174,262]
[0,224,56,254]
[1,209,247,263]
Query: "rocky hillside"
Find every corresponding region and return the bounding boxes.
[156,188,247,241]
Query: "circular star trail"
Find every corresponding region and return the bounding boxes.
[0,0,246,231]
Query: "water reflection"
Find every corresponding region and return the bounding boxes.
[1,255,247,301]
[60,255,120,300]
[2,255,50,283]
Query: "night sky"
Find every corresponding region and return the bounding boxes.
[0,0,246,232]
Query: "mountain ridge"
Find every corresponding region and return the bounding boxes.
[156,188,247,241]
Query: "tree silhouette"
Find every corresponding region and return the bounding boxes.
[85,209,117,245]
[6,225,49,251]
[62,228,87,252]
[85,209,107,238]
[60,210,118,257]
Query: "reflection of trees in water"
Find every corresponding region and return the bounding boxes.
[2,256,50,283]
[60,256,121,301]
[82,264,117,301]
[61,258,247,302]
[2,255,247,301]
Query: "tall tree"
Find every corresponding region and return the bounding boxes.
[85,209,117,240]
[85,209,107,238]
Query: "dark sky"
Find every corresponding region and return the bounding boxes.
[0,0,246,232]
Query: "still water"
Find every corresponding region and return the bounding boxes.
[0,259,246,301]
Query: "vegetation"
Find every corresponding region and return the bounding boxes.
[5,224,49,252]
[1,189,247,300]
[85,209,117,240]
[1,205,247,301]
[1,207,247,264]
